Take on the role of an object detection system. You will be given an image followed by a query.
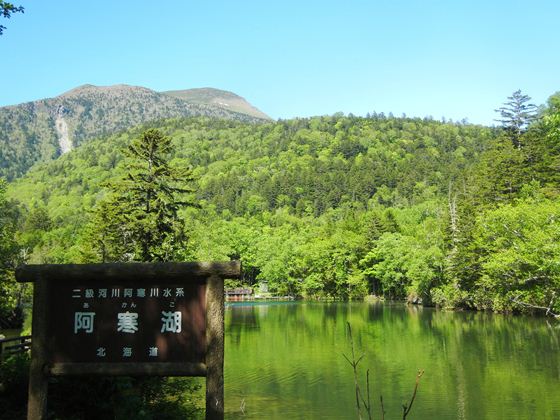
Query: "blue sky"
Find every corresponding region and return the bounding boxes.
[1,0,558,125]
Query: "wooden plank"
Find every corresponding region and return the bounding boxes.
[0,335,32,345]
[16,261,241,283]
[205,275,224,420]
[0,336,32,359]
[5,343,31,351]
[27,277,49,420]
[47,362,207,377]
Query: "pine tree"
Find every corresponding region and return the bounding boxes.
[364,212,386,247]
[382,209,399,233]
[494,90,538,149]
[93,128,196,262]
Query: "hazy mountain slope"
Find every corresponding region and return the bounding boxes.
[163,87,271,120]
[0,84,268,180]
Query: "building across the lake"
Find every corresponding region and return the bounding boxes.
[225,288,253,301]
[225,285,296,301]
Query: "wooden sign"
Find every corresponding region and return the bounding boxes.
[16,261,241,420]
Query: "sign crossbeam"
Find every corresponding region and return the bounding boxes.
[46,362,207,377]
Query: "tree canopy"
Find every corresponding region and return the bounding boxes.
[0,1,24,35]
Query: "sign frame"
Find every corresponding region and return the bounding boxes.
[16,261,241,420]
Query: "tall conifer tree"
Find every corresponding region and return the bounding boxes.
[93,128,196,262]
[494,90,538,149]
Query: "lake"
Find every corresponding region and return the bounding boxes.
[224,301,560,419]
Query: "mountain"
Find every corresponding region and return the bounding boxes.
[0,84,270,180]
[163,87,271,120]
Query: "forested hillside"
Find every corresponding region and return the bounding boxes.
[2,103,560,319]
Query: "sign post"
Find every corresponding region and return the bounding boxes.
[16,261,240,420]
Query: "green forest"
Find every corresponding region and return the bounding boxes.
[1,91,560,326]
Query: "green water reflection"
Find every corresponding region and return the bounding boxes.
[224,302,560,419]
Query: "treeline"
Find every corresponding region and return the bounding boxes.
[1,96,560,318]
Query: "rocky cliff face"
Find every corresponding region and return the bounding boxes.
[54,105,71,154]
[0,84,269,180]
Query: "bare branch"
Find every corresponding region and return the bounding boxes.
[345,322,363,419]
[359,369,373,420]
[511,294,560,319]
[345,323,425,419]
[402,369,424,419]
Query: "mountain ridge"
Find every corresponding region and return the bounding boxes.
[0,84,270,180]
[163,87,271,120]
